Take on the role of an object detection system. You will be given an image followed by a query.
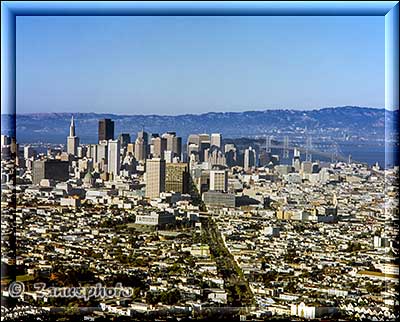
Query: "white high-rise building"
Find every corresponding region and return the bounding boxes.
[24,145,35,159]
[164,150,173,163]
[107,140,121,178]
[67,116,79,156]
[1,135,10,147]
[244,146,256,171]
[87,144,98,163]
[97,140,108,164]
[210,169,228,192]
[210,133,222,149]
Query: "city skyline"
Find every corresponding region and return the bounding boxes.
[2,3,398,321]
[1,111,398,321]
[16,15,385,115]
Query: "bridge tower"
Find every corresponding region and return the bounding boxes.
[331,143,339,163]
[265,135,272,153]
[283,136,289,159]
[305,136,312,162]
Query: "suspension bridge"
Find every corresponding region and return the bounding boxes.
[262,135,352,163]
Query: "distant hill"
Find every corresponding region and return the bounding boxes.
[1,106,397,144]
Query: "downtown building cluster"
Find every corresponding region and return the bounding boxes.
[0,117,399,321]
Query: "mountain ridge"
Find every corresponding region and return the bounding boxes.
[1,106,397,144]
[10,105,388,117]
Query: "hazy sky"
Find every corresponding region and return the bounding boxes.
[16,16,385,115]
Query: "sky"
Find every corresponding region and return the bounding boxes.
[16,16,385,115]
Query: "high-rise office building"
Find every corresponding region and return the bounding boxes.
[165,162,189,193]
[97,140,108,163]
[149,133,159,157]
[225,144,237,167]
[1,135,10,147]
[137,130,149,152]
[199,141,210,163]
[210,133,222,149]
[187,134,200,146]
[199,134,210,143]
[98,119,114,142]
[152,137,167,159]
[187,143,199,156]
[32,159,69,185]
[87,144,98,163]
[244,146,256,171]
[77,146,87,159]
[118,133,131,149]
[210,169,228,192]
[207,147,226,167]
[187,134,200,157]
[162,132,182,159]
[127,143,135,156]
[67,116,79,156]
[292,148,301,171]
[137,130,149,143]
[135,137,146,161]
[107,140,121,178]
[198,133,211,162]
[173,137,182,159]
[96,140,108,172]
[145,158,166,199]
[164,150,173,163]
[24,145,35,159]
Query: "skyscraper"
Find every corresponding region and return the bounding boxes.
[198,133,211,162]
[1,135,10,147]
[292,148,301,171]
[98,119,114,142]
[24,145,35,159]
[145,158,166,199]
[210,133,222,149]
[199,134,210,143]
[199,141,210,163]
[173,136,182,159]
[67,116,79,156]
[187,134,200,146]
[87,144,98,163]
[135,137,146,162]
[165,163,189,193]
[244,146,256,171]
[107,140,121,178]
[97,140,108,172]
[225,144,237,167]
[137,130,149,148]
[118,133,131,149]
[207,147,226,167]
[162,132,182,160]
[153,137,167,159]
